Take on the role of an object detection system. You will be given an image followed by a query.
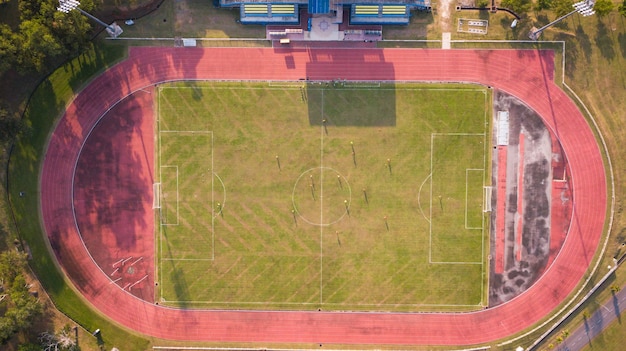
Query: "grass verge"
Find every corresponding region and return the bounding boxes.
[7,42,151,351]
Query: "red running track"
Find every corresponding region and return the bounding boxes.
[40,47,606,346]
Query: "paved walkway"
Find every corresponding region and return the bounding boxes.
[556,283,626,351]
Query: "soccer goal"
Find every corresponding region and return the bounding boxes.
[483,186,492,212]
[153,182,161,209]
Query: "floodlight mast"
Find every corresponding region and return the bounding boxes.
[529,0,596,40]
[57,0,123,38]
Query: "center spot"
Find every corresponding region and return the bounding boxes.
[292,167,351,226]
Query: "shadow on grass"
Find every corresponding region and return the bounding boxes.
[596,19,616,62]
[506,17,533,40]
[611,291,621,324]
[554,20,570,31]
[384,10,433,40]
[619,31,626,58]
[161,225,191,307]
[305,82,396,127]
[478,9,490,21]
[575,25,593,63]
[67,44,127,93]
[535,14,550,27]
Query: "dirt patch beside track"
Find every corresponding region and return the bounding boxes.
[489,91,571,306]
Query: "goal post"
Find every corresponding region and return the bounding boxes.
[153,183,161,209]
[483,186,492,212]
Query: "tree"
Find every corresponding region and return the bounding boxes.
[476,0,490,8]
[501,0,533,14]
[0,252,42,343]
[0,106,27,146]
[16,19,63,72]
[0,24,18,75]
[17,343,41,351]
[53,10,92,55]
[0,250,28,286]
[534,0,551,11]
[6,0,93,74]
[594,0,614,17]
[40,325,79,351]
[6,274,42,331]
[552,0,575,17]
[620,0,626,17]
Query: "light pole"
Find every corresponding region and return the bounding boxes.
[57,0,123,38]
[529,0,595,40]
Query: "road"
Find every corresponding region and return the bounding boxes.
[557,283,626,351]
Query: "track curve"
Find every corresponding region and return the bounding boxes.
[40,47,606,346]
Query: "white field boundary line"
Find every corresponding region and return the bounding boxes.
[157,85,494,308]
[159,86,305,91]
[153,346,489,351]
[158,86,488,92]
[465,168,484,230]
[268,81,305,87]
[161,258,216,261]
[429,133,433,263]
[343,82,381,88]
[211,130,215,261]
[108,37,268,41]
[156,86,162,303]
[319,89,324,305]
[156,299,484,307]
[417,173,432,224]
[429,133,486,266]
[159,85,489,306]
[481,89,489,306]
[159,165,179,226]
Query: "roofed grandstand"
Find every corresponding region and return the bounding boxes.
[219,0,431,25]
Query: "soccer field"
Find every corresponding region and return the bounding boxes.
[155,82,491,312]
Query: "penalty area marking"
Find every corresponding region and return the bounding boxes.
[157,88,218,301]
[417,173,432,224]
[429,133,486,266]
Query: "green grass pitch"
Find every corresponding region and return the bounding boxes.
[155,82,491,312]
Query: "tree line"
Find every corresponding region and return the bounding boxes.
[0,250,42,344]
[500,0,618,17]
[0,0,95,147]
[0,0,94,74]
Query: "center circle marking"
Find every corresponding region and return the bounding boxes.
[292,167,351,226]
